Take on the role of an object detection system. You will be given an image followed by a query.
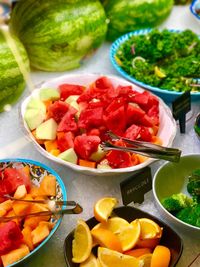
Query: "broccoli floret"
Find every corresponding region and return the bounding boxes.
[161,193,193,212]
[187,169,200,196]
[176,204,200,228]
[193,195,200,205]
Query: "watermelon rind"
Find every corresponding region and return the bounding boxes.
[9,0,108,72]
[103,0,174,41]
[0,28,29,112]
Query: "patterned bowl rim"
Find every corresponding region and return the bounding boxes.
[110,28,200,99]
[0,158,67,267]
[190,0,200,21]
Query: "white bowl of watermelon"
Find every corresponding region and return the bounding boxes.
[20,74,177,176]
[0,158,67,267]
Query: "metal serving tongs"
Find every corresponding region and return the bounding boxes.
[101,131,181,162]
[0,196,83,223]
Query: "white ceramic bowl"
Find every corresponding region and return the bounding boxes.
[153,154,200,234]
[20,73,177,176]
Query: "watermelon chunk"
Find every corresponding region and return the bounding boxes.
[126,103,145,126]
[47,101,69,123]
[95,76,113,89]
[103,106,127,135]
[0,221,23,255]
[2,167,31,195]
[106,140,132,168]
[57,132,74,152]
[59,84,84,101]
[124,124,141,141]
[78,107,104,130]
[74,134,100,160]
[57,111,78,133]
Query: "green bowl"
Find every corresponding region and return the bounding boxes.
[153,154,200,233]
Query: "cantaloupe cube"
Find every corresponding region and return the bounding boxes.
[39,175,56,197]
[22,226,34,251]
[38,221,54,230]
[0,200,13,216]
[14,185,27,199]
[5,210,20,226]
[12,194,33,216]
[1,244,30,267]
[23,203,50,230]
[31,224,50,246]
[29,185,40,198]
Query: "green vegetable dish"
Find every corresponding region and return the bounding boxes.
[116,29,200,93]
[161,169,200,228]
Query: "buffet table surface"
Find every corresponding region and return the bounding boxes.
[0,4,199,267]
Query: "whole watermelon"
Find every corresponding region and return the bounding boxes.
[9,0,108,72]
[0,28,29,112]
[103,0,174,41]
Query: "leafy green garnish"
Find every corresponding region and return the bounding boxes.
[117,29,200,92]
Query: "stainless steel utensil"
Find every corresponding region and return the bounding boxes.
[102,131,181,162]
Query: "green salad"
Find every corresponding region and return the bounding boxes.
[116,29,200,92]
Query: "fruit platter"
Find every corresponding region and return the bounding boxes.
[21,74,176,175]
[0,2,200,267]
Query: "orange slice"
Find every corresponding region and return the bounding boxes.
[92,217,130,234]
[136,237,160,249]
[72,219,92,263]
[138,253,152,267]
[91,228,122,253]
[125,248,152,258]
[80,253,100,267]
[137,218,162,239]
[98,247,140,267]
[117,219,141,252]
[150,245,171,267]
[94,197,118,223]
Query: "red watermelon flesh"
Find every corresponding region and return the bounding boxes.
[0,221,23,255]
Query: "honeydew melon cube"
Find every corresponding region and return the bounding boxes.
[26,98,46,113]
[36,118,57,140]
[65,95,79,104]
[40,88,60,101]
[90,145,106,162]
[57,148,77,164]
[97,159,112,170]
[24,108,46,130]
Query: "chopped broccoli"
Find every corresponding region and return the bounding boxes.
[176,204,200,227]
[187,169,200,196]
[161,193,193,212]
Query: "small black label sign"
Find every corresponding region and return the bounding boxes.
[172,91,191,133]
[120,167,152,205]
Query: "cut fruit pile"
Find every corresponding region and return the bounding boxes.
[24,76,162,169]
[0,166,58,267]
[71,197,171,267]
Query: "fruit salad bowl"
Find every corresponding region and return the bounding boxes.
[0,158,67,267]
[20,73,177,176]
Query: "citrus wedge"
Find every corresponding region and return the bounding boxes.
[91,228,122,253]
[150,245,171,267]
[72,219,92,263]
[138,253,152,267]
[125,248,152,258]
[80,253,100,267]
[136,237,160,249]
[94,197,118,223]
[137,218,162,239]
[98,247,141,267]
[117,219,141,251]
[92,217,130,234]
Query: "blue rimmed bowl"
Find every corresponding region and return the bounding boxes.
[0,158,67,267]
[110,29,200,103]
[190,0,200,22]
